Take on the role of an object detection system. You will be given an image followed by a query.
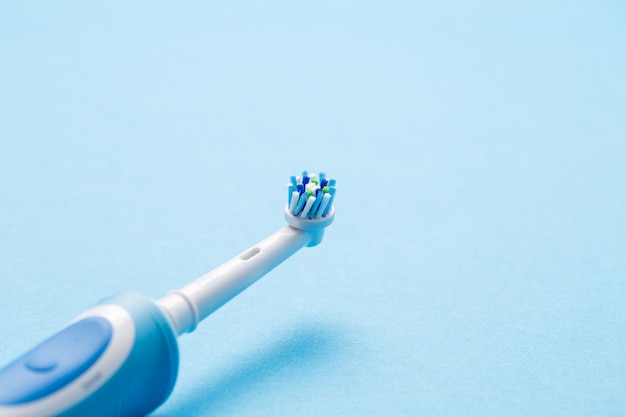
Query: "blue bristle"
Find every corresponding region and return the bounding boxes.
[302,176,310,186]
[294,193,308,216]
[328,179,336,187]
[297,184,304,194]
[314,192,331,219]
[300,194,316,218]
[308,190,324,219]
[320,179,328,188]
[288,184,296,205]
[319,172,326,183]
[290,176,297,186]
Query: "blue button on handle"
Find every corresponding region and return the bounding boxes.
[25,352,58,372]
[0,317,113,405]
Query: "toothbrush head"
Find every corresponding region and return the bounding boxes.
[285,171,336,231]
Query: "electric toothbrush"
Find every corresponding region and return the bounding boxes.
[0,171,336,417]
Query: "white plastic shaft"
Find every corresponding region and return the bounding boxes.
[157,225,323,336]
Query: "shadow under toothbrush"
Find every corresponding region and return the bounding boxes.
[150,320,348,416]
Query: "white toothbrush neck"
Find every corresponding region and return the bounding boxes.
[157,225,317,336]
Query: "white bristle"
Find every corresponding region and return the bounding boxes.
[289,191,299,213]
[300,196,316,218]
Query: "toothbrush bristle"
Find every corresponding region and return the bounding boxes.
[287,171,336,219]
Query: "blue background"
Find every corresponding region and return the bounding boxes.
[1,1,625,416]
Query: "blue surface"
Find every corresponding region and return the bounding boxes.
[0,1,625,416]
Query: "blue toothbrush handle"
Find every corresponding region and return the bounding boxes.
[0,293,179,417]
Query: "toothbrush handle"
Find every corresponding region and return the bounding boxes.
[0,293,178,417]
[158,225,320,335]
